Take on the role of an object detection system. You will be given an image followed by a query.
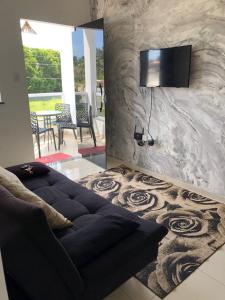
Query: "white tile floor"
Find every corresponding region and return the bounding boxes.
[49,157,105,181]
[52,156,225,300]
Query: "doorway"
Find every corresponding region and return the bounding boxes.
[75,18,105,168]
[20,19,105,166]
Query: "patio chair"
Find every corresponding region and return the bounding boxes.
[30,112,57,158]
[55,103,77,150]
[76,103,97,147]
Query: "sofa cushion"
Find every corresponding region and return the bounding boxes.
[8,162,50,180]
[60,214,139,267]
[0,166,72,229]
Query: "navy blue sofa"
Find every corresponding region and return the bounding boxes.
[1,164,167,300]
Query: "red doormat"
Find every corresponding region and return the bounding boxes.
[78,146,105,157]
[35,153,73,164]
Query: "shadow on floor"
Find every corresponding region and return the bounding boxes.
[85,153,106,169]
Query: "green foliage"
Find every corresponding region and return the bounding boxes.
[23,47,62,93]
[73,56,85,90]
[24,46,104,93]
[96,48,104,80]
[74,48,104,90]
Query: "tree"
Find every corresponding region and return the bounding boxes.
[73,56,85,91]
[23,47,62,93]
[23,46,104,93]
[96,48,104,80]
[73,48,104,91]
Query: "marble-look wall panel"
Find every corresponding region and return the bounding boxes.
[91,0,225,196]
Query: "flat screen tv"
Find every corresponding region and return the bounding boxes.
[140,45,192,87]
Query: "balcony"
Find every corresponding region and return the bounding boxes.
[21,19,105,163]
[29,92,105,161]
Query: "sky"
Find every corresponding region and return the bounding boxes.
[72,28,103,58]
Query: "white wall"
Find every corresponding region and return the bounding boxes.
[0,0,91,167]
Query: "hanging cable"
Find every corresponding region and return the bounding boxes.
[133,138,137,160]
[147,87,154,140]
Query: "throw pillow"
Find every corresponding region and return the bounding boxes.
[0,166,72,229]
[7,162,50,180]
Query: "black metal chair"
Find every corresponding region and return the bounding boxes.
[30,112,57,158]
[55,103,77,150]
[76,103,97,147]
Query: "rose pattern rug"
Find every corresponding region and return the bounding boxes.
[78,165,225,298]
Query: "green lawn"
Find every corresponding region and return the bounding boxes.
[29,99,62,112]
[29,97,105,117]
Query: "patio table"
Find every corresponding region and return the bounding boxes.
[36,110,62,128]
[35,110,62,151]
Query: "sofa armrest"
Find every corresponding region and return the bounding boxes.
[0,185,84,300]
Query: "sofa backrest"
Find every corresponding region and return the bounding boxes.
[0,185,84,300]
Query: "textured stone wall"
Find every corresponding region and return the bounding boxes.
[91,0,225,196]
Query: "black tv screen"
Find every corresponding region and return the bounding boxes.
[140,45,192,87]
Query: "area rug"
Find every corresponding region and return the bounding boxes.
[78,146,105,157]
[78,165,225,298]
[35,153,73,164]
